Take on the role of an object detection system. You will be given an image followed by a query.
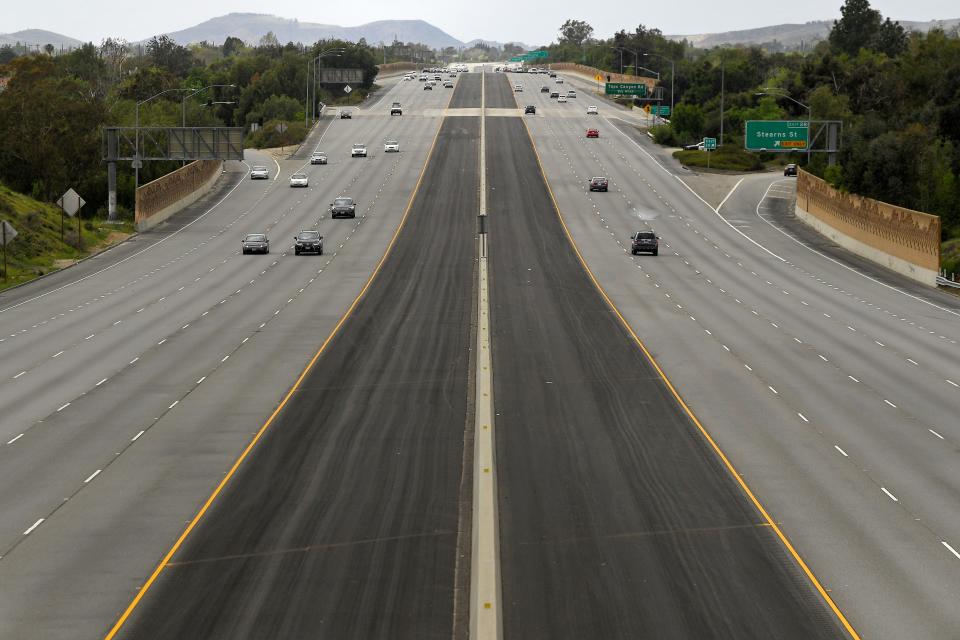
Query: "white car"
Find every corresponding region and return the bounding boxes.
[567,90,577,98]
[587,105,599,115]
[351,143,367,158]
[289,173,308,188]
[557,95,567,103]
[250,166,269,180]
[310,152,327,164]
[384,140,400,153]
[514,84,523,92]
[555,77,564,84]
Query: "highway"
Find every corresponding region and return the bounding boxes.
[0,66,957,639]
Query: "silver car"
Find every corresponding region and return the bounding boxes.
[351,143,367,157]
[310,152,327,165]
[384,140,399,153]
[241,233,269,254]
[250,166,269,180]
[289,173,308,188]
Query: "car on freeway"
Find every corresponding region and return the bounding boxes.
[555,77,564,84]
[289,173,308,187]
[550,91,560,99]
[340,110,352,119]
[250,166,269,180]
[391,102,402,116]
[514,84,523,92]
[589,176,609,192]
[586,105,599,115]
[330,196,357,219]
[241,233,269,254]
[403,74,414,81]
[549,71,557,78]
[384,140,400,152]
[424,83,433,90]
[541,85,550,93]
[310,152,327,165]
[525,105,536,115]
[449,72,456,78]
[419,75,427,81]
[586,128,599,138]
[630,230,659,255]
[434,74,442,80]
[351,143,367,158]
[567,90,577,98]
[784,163,798,176]
[558,95,567,103]
[443,80,454,88]
[684,141,705,150]
[294,230,323,255]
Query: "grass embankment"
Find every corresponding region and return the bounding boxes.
[942,238,960,278]
[673,146,764,171]
[0,183,133,292]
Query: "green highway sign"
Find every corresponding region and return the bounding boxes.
[605,82,648,97]
[528,50,548,58]
[509,56,523,62]
[703,137,717,150]
[745,120,809,151]
[658,105,670,116]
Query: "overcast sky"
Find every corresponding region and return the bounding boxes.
[5,0,957,45]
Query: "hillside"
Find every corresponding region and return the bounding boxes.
[0,29,82,48]
[670,17,960,50]
[157,14,465,49]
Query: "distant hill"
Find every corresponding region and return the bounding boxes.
[670,17,960,50]
[157,13,465,50]
[0,29,82,49]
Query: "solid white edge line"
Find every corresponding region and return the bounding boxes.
[23,518,44,535]
[942,540,960,560]
[84,469,102,483]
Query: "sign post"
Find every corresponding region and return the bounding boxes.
[703,137,717,169]
[1,220,17,281]
[744,120,809,152]
[594,73,603,92]
[57,188,85,249]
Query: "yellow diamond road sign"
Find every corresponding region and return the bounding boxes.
[595,74,603,82]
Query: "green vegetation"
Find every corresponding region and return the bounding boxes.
[0,184,133,291]
[673,147,764,171]
[542,3,960,265]
[942,239,960,279]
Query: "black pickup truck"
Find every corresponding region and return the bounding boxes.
[630,230,659,256]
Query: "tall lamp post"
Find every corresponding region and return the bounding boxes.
[756,87,812,165]
[306,47,344,128]
[643,52,675,118]
[181,84,235,165]
[135,88,189,191]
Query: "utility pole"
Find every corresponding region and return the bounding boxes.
[719,58,725,147]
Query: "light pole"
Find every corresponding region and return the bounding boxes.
[643,52,675,118]
[756,87,812,165]
[135,87,189,191]
[181,84,235,165]
[306,47,344,128]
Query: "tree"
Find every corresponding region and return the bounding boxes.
[875,18,907,57]
[147,35,195,77]
[222,36,245,58]
[559,20,594,47]
[829,0,881,55]
[43,44,55,56]
[671,103,705,141]
[0,45,17,64]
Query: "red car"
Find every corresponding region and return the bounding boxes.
[586,128,599,138]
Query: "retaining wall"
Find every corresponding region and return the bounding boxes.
[135,160,222,232]
[795,169,941,286]
[546,62,657,94]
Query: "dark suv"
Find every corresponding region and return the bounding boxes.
[294,230,323,255]
[589,176,609,192]
[630,231,659,256]
[784,163,798,176]
[330,196,357,219]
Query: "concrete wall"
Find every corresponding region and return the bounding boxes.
[795,169,941,286]
[135,160,222,232]
[546,62,657,94]
[376,62,419,77]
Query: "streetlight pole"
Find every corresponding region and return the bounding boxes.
[306,47,344,129]
[135,87,189,191]
[181,84,236,165]
[757,87,812,165]
[644,52,675,117]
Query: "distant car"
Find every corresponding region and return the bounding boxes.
[443,80,454,88]
[351,143,367,158]
[514,84,523,92]
[241,233,269,254]
[630,230,659,256]
[684,141,705,151]
[586,128,599,138]
[555,77,564,84]
[549,71,557,78]
[384,140,400,152]
[525,105,536,114]
[550,91,560,99]
[340,110,352,119]
[449,72,456,78]
[784,163,798,176]
[589,176,609,192]
[330,196,357,219]
[310,152,327,165]
[567,90,576,98]
[294,230,323,255]
[403,75,413,81]
[541,85,550,93]
[289,173,308,188]
[586,105,599,115]
[250,166,269,180]
[391,102,402,116]
[557,95,567,103]
[424,83,433,90]
[419,75,428,81]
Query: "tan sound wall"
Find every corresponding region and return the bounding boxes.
[546,62,657,94]
[135,160,222,232]
[795,169,940,286]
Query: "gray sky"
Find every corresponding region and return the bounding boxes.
[5,0,956,45]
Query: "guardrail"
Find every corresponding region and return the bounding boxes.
[937,275,960,288]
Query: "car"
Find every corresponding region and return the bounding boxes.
[423,83,433,90]
[403,75,413,81]
[558,95,567,103]
[586,128,599,138]
[419,75,427,81]
[784,163,798,176]
[351,143,367,157]
[514,84,523,92]
[391,102,402,116]
[384,140,400,152]
[550,91,560,99]
[541,85,550,93]
[630,230,659,255]
[589,176,609,192]
[340,110,352,119]
[567,90,577,98]
[586,105,599,115]
[241,233,269,254]
[525,105,536,115]
[434,74,442,81]
[289,173,308,188]
[310,152,327,165]
[684,141,705,151]
[449,72,456,78]
[555,77,564,84]
[443,80,454,88]
[294,230,323,255]
[548,71,557,78]
[250,166,269,180]
[330,196,357,219]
